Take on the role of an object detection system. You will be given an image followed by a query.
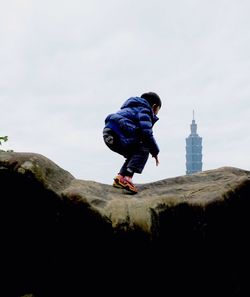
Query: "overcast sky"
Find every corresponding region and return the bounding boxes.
[1,0,249,184]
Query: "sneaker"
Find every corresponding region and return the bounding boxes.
[113,174,138,194]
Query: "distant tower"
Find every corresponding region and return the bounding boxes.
[185,111,203,175]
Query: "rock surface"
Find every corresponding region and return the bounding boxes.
[1,152,249,296]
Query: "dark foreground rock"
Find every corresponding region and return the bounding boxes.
[0,152,249,296]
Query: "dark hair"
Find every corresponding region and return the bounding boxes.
[141,92,162,108]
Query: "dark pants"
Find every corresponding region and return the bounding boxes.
[103,128,149,176]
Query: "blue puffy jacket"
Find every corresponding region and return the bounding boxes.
[104,97,160,157]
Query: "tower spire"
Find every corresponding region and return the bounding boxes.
[190,110,197,135]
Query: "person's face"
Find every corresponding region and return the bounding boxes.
[152,104,161,115]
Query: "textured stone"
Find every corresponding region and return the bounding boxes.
[0,152,249,296]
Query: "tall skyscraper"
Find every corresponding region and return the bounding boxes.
[185,111,203,175]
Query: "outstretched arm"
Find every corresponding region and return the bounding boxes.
[153,155,159,166]
[138,108,160,157]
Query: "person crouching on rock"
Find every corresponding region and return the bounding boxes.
[103,92,162,194]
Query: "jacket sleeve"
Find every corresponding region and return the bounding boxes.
[138,108,160,157]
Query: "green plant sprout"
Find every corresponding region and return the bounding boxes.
[0,136,13,152]
[0,135,8,146]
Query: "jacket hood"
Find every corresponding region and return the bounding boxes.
[121,97,159,123]
[120,97,151,110]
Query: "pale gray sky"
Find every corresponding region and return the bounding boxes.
[1,0,250,184]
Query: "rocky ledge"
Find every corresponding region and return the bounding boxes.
[0,152,249,296]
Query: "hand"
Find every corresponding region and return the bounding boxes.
[153,155,159,166]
